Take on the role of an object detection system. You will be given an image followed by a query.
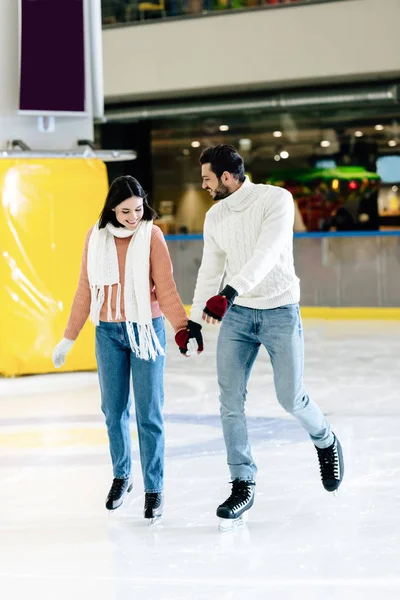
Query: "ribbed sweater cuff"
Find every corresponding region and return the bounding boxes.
[225,275,248,296]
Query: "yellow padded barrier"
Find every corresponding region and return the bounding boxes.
[183,306,400,320]
[299,307,400,320]
[0,158,108,376]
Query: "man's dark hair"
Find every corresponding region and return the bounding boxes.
[98,175,157,229]
[199,145,246,182]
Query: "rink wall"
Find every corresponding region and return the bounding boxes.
[166,231,400,311]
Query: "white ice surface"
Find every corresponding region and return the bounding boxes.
[1,319,400,600]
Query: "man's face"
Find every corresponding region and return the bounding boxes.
[201,163,230,201]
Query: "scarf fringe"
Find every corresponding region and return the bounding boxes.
[107,285,113,321]
[115,283,122,320]
[90,285,104,326]
[126,322,165,361]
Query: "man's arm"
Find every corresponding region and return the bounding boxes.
[227,189,294,295]
[190,212,226,324]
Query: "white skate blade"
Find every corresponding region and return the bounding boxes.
[333,489,340,498]
[148,515,162,526]
[219,511,249,532]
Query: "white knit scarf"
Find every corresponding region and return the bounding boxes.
[87,220,165,361]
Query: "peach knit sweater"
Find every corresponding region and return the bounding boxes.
[64,224,188,340]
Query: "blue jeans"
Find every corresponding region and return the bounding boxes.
[95,317,166,493]
[217,304,333,481]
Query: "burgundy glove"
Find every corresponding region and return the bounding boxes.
[175,320,204,355]
[203,285,238,321]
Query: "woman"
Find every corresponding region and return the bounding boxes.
[52,176,203,521]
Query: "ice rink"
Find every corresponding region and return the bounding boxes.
[1,319,400,600]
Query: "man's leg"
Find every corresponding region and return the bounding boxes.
[258,304,334,449]
[217,306,260,481]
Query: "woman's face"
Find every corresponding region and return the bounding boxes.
[113,195,144,230]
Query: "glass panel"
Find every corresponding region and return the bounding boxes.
[149,105,400,233]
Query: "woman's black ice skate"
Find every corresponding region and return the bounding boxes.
[144,492,163,524]
[105,476,133,511]
[216,480,255,531]
[315,433,344,495]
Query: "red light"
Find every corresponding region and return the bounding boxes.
[349,181,358,190]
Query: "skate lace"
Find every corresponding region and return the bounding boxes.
[109,478,127,500]
[316,444,339,480]
[145,492,162,510]
[222,481,253,510]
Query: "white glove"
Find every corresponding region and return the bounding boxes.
[186,338,200,358]
[52,338,74,368]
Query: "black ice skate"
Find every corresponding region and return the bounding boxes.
[315,433,344,495]
[144,492,163,524]
[216,480,255,531]
[105,476,133,511]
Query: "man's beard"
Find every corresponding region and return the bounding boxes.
[213,180,231,201]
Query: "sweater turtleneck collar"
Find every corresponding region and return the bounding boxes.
[221,176,258,212]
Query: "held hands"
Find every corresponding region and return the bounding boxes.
[203,285,238,324]
[175,320,204,357]
[52,338,74,368]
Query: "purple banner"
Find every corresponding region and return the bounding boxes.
[19,0,85,113]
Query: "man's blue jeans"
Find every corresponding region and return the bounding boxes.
[217,304,333,481]
[96,317,166,492]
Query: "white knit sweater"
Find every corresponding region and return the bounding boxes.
[190,177,300,324]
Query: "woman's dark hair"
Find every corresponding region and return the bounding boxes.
[98,176,158,229]
[199,145,246,182]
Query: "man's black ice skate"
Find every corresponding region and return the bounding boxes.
[315,434,344,495]
[216,480,255,531]
[105,476,133,511]
[144,492,163,524]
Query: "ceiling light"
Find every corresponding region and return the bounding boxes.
[274,154,281,162]
[191,141,201,148]
[219,125,229,132]
[375,124,384,131]
[388,140,397,147]
[239,138,252,151]
[183,149,190,156]
[354,131,363,137]
[280,150,289,159]
[320,140,331,148]
[273,131,283,138]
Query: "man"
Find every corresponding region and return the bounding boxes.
[190,145,344,527]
